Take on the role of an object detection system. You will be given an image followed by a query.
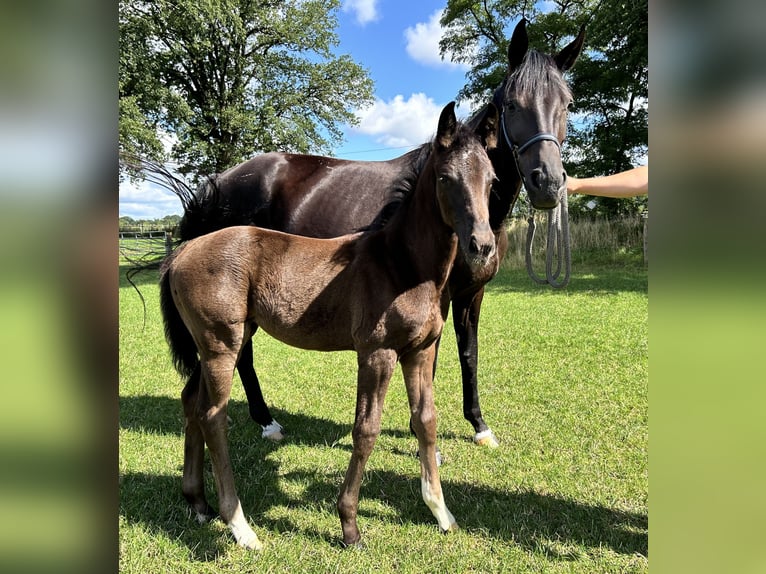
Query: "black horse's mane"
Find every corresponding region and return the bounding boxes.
[357,141,432,232]
[504,49,572,102]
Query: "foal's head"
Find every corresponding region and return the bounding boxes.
[498,18,585,209]
[431,101,498,271]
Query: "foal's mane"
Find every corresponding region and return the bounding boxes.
[365,120,489,234]
[357,142,432,232]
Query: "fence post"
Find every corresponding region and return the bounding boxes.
[165,232,173,256]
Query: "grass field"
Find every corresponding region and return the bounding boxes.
[119,249,647,573]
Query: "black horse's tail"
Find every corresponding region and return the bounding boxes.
[120,154,223,243]
[159,254,199,378]
[176,175,224,242]
[120,155,223,324]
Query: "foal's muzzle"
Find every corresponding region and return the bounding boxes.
[467,225,496,266]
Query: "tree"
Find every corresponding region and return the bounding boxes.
[119,0,375,179]
[440,0,647,217]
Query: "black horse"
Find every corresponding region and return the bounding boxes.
[170,19,585,447]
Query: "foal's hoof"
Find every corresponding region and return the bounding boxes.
[234,530,263,551]
[193,509,215,524]
[186,501,216,524]
[261,420,285,442]
[440,522,459,534]
[473,429,499,448]
[340,539,366,551]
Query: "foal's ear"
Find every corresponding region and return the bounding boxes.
[475,103,498,150]
[554,23,586,71]
[436,101,458,149]
[507,18,529,71]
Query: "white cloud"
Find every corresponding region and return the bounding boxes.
[342,0,379,26]
[351,94,488,149]
[119,178,183,219]
[352,93,444,148]
[404,9,468,70]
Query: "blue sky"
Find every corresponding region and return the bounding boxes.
[119,0,519,219]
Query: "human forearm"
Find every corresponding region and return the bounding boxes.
[567,165,648,197]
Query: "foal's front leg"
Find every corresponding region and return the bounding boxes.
[337,349,396,547]
[401,345,457,533]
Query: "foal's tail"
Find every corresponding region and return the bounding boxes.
[159,255,199,378]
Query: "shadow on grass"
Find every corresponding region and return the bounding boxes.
[120,395,646,561]
[119,395,352,444]
[120,467,646,562]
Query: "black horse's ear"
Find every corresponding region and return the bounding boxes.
[507,18,529,71]
[436,101,457,149]
[476,103,498,150]
[554,23,586,71]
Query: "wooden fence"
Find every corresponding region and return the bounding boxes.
[119,230,173,261]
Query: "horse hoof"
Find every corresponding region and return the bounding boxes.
[473,429,499,448]
[341,540,366,551]
[440,522,459,534]
[235,531,263,551]
[261,420,285,441]
[193,510,214,524]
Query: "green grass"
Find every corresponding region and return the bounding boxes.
[119,255,647,573]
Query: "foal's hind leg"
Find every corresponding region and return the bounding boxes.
[238,336,284,441]
[181,364,216,522]
[401,345,457,533]
[198,352,262,550]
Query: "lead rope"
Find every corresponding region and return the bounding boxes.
[525,189,571,289]
[500,111,571,288]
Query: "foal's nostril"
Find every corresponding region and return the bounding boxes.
[530,168,544,191]
[469,234,495,261]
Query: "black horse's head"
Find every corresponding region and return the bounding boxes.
[496,18,585,210]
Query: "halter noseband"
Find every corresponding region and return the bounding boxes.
[500,110,561,161]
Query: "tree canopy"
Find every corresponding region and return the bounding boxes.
[119,0,375,179]
[440,0,647,217]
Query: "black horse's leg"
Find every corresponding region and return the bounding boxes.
[237,336,284,441]
[452,288,499,447]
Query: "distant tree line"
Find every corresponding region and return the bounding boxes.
[119,214,181,233]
